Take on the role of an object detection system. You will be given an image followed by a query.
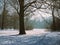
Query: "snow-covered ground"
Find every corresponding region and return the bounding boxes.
[0,29,49,36]
[0,29,60,45]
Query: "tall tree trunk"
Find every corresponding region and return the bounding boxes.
[18,0,26,34]
[1,13,4,29]
[1,0,6,29]
[52,7,56,30]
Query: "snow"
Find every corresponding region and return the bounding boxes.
[0,29,60,45]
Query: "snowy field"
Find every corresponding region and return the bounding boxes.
[0,29,60,45]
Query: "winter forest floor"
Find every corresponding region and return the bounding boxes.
[0,29,60,45]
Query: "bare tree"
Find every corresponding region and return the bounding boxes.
[7,0,37,34]
[18,0,26,34]
[1,0,6,29]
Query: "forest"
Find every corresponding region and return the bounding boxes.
[0,0,60,45]
[0,0,60,34]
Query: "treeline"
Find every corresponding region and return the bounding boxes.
[0,14,19,29]
[0,13,33,30]
[50,17,60,31]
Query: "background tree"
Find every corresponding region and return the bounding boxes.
[1,0,7,29]
[50,0,60,31]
